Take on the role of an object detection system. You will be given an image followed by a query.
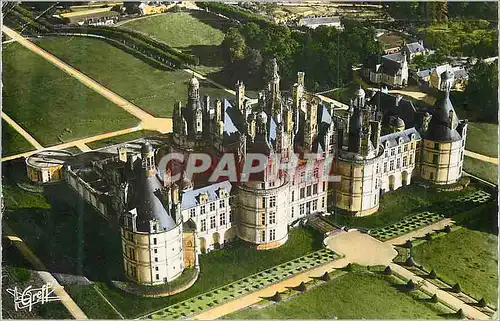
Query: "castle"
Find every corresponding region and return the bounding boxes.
[36,58,467,287]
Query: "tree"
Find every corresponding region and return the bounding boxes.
[222,28,247,64]
[465,61,498,123]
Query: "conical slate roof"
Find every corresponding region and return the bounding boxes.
[424,90,461,142]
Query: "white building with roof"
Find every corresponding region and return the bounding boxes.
[298,16,343,30]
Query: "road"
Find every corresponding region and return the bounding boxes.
[3,223,88,320]
[2,112,43,149]
[465,150,498,165]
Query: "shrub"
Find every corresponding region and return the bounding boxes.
[427,269,437,279]
[425,233,432,241]
[384,266,392,275]
[451,283,462,293]
[430,293,438,303]
[444,225,452,233]
[320,271,330,281]
[477,298,487,307]
[406,279,416,290]
[344,263,353,272]
[270,291,282,302]
[456,308,466,319]
[405,257,416,267]
[405,240,413,248]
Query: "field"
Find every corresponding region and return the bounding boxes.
[121,12,225,49]
[465,122,498,158]
[412,202,498,305]
[223,272,448,319]
[86,130,160,150]
[2,43,138,146]
[327,182,480,229]
[464,156,498,185]
[2,119,35,157]
[35,37,233,118]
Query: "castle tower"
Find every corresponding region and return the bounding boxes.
[265,57,282,114]
[304,98,318,150]
[141,142,155,177]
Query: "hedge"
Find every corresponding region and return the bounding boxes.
[196,2,275,29]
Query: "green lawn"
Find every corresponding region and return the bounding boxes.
[465,122,498,158]
[464,156,498,185]
[2,43,139,146]
[327,183,480,229]
[2,119,35,156]
[35,37,233,118]
[412,202,498,305]
[121,12,225,48]
[95,226,324,318]
[64,284,122,319]
[87,130,161,150]
[223,272,448,319]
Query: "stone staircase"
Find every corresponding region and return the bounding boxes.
[307,215,341,235]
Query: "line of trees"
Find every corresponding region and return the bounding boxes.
[220,17,382,91]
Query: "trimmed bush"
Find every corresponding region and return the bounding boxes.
[320,271,330,281]
[456,308,466,319]
[270,291,282,302]
[451,283,462,293]
[430,293,438,303]
[383,266,392,275]
[444,225,452,233]
[405,257,416,267]
[477,298,487,307]
[425,233,432,241]
[406,279,416,290]
[344,263,353,272]
[405,240,413,248]
[427,269,437,279]
[293,281,307,292]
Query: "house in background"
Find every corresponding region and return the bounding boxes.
[402,41,429,61]
[298,16,343,30]
[429,64,469,92]
[361,52,409,87]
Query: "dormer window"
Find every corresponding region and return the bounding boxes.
[218,188,226,198]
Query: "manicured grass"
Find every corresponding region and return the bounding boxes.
[64,284,122,319]
[121,12,225,48]
[95,227,324,318]
[2,43,139,146]
[223,272,448,319]
[86,130,161,150]
[327,183,480,229]
[412,203,498,305]
[464,156,498,185]
[465,122,498,158]
[2,119,35,156]
[36,37,233,118]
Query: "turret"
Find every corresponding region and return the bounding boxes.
[141,142,155,177]
[236,80,245,114]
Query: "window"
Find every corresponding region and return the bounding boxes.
[410,153,414,164]
[269,196,276,207]
[127,233,134,242]
[313,168,319,178]
[210,216,216,229]
[391,148,395,156]
[269,212,276,224]
[300,171,305,182]
[434,142,439,150]
[291,207,294,218]
[269,229,276,241]
[411,142,414,149]
[201,219,207,232]
[433,154,439,165]
[306,185,311,197]
[220,213,226,225]
[219,199,225,208]
[229,211,233,223]
[312,200,317,211]
[291,191,294,202]
[260,230,266,242]
[200,205,206,215]
[306,201,311,214]
[396,158,401,169]
[404,144,408,152]
[376,164,379,174]
[154,248,157,254]
[155,266,159,271]
[384,163,387,173]
[385,150,388,157]
[261,212,266,225]
[153,238,157,245]
[430,172,434,180]
[313,183,318,195]
[398,146,401,154]
[300,187,305,199]
[323,181,326,191]
[210,202,215,212]
[390,160,394,171]
[261,197,266,208]
[403,156,408,167]
[322,197,325,208]
[154,257,158,262]
[156,274,160,280]
[300,203,305,216]
[460,151,463,160]
[190,208,196,218]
